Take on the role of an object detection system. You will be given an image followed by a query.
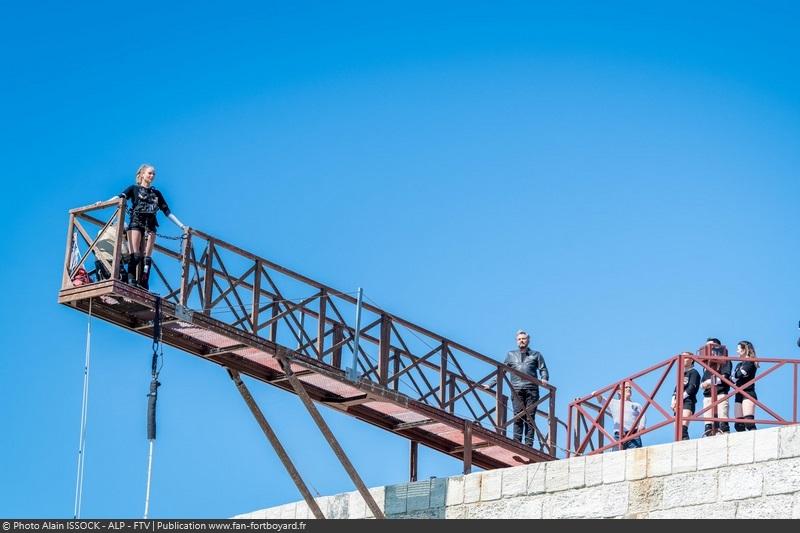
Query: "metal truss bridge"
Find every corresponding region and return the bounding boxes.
[60,200,561,517]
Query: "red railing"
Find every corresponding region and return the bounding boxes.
[63,201,562,455]
[567,352,800,456]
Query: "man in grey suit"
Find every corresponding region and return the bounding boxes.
[504,330,549,446]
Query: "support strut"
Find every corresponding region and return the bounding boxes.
[227,368,326,519]
[276,352,386,519]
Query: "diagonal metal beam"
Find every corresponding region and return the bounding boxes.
[275,351,385,519]
[225,368,325,519]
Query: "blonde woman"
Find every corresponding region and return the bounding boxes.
[733,340,759,431]
[115,164,186,289]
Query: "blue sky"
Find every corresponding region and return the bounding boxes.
[1,0,799,518]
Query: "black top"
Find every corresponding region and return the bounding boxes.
[675,368,701,402]
[701,359,733,397]
[733,361,758,393]
[120,185,171,216]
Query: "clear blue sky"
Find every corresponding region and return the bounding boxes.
[1,0,798,519]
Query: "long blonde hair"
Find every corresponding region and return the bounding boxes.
[738,340,759,367]
[135,164,156,185]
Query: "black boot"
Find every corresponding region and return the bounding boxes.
[745,415,757,431]
[719,422,730,434]
[682,426,690,440]
[735,421,746,432]
[141,256,152,291]
[127,254,142,286]
[703,424,714,437]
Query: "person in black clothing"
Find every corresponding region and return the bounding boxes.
[113,164,187,289]
[501,330,549,447]
[733,340,759,431]
[672,352,700,440]
[700,338,732,436]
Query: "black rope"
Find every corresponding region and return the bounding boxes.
[147,297,162,441]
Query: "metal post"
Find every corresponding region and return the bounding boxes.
[619,382,626,451]
[62,215,76,289]
[251,259,261,335]
[409,441,418,482]
[297,312,305,350]
[317,291,326,361]
[392,349,400,391]
[111,200,125,281]
[269,299,279,343]
[675,355,685,442]
[495,368,505,434]
[548,386,557,456]
[447,376,456,414]
[226,369,325,519]
[566,404,573,458]
[332,325,343,369]
[463,422,473,475]
[179,232,193,307]
[203,241,214,315]
[346,287,363,381]
[439,343,448,409]
[277,354,384,519]
[378,315,391,385]
[793,362,798,423]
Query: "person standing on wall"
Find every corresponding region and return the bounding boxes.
[700,337,732,436]
[502,330,549,447]
[733,340,759,432]
[595,382,646,450]
[672,352,701,440]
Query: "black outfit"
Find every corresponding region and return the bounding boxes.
[503,348,549,446]
[733,361,758,402]
[701,358,733,434]
[119,185,173,289]
[733,361,758,432]
[701,359,733,398]
[120,185,172,233]
[673,366,700,440]
[675,367,701,412]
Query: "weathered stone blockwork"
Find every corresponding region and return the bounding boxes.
[236,425,800,519]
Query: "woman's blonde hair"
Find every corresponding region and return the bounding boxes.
[135,164,156,185]
[738,340,759,367]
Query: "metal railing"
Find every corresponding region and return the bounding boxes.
[567,352,800,456]
[62,201,560,456]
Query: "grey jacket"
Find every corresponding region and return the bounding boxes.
[503,348,549,390]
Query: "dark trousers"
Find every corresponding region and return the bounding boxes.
[511,387,539,446]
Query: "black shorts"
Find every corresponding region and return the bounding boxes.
[129,212,158,233]
[735,390,757,403]
[682,399,696,413]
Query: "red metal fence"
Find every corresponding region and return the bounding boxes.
[567,352,800,456]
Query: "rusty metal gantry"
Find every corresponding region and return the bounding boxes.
[59,200,560,514]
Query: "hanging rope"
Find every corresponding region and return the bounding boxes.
[143,296,163,519]
[73,298,93,519]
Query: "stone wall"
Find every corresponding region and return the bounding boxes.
[235,424,800,519]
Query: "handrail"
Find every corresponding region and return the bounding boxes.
[62,204,561,456]
[567,353,800,456]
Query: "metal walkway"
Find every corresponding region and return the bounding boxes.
[60,200,558,475]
